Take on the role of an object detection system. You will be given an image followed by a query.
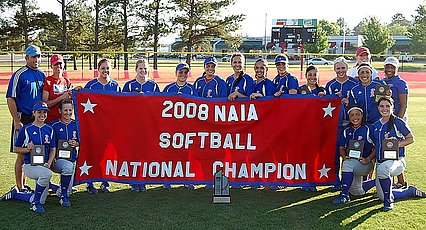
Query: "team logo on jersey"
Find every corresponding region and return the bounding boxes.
[44,134,50,144]
[235,86,240,92]
[370,88,375,97]
[72,131,77,140]
[358,91,362,95]
[33,131,37,135]
[207,89,213,97]
[59,128,64,132]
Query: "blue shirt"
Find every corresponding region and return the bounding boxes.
[273,72,299,94]
[84,78,121,92]
[383,75,409,116]
[348,81,385,124]
[123,79,160,93]
[325,77,358,121]
[15,123,56,164]
[373,117,411,158]
[6,66,46,115]
[340,124,374,158]
[253,78,276,97]
[50,119,79,162]
[226,73,254,97]
[163,82,196,95]
[193,75,227,98]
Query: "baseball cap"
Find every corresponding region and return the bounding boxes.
[25,45,41,57]
[50,54,64,65]
[347,105,363,115]
[204,57,217,66]
[33,101,49,112]
[384,56,399,68]
[274,54,289,64]
[356,47,370,57]
[176,63,190,71]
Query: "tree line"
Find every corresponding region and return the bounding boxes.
[0,1,426,70]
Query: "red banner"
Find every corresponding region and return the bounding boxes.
[73,90,341,187]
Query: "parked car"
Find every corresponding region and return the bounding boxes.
[398,55,414,62]
[221,55,232,62]
[306,57,333,65]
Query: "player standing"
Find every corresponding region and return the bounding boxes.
[123,59,160,93]
[194,57,227,98]
[347,47,379,80]
[272,54,299,96]
[6,45,46,192]
[225,53,254,101]
[298,65,325,97]
[163,63,195,95]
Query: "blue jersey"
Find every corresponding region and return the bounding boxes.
[340,124,374,158]
[348,81,384,124]
[325,77,358,121]
[50,119,79,162]
[298,84,326,96]
[15,123,56,164]
[383,75,409,116]
[123,79,160,93]
[163,82,196,95]
[84,78,121,92]
[193,75,227,98]
[253,78,275,97]
[273,72,299,94]
[226,73,254,97]
[6,66,46,115]
[373,117,411,158]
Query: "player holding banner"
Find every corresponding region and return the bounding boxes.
[272,54,298,96]
[194,57,227,98]
[163,63,196,95]
[225,53,254,101]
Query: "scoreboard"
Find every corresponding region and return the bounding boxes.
[271,27,317,44]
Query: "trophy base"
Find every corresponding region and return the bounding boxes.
[213,196,230,204]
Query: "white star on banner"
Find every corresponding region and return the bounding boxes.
[318,164,331,179]
[81,98,97,113]
[322,102,336,118]
[79,161,93,176]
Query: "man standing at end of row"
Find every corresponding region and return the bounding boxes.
[6,45,46,192]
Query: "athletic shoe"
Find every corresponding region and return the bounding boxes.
[139,184,147,192]
[130,185,140,192]
[59,196,71,207]
[393,181,408,189]
[163,184,171,190]
[301,186,317,192]
[71,187,78,193]
[269,185,284,191]
[100,183,110,193]
[332,194,350,204]
[408,185,426,198]
[87,185,98,195]
[205,184,214,189]
[1,187,18,201]
[332,184,341,191]
[23,185,33,192]
[383,199,393,211]
[30,202,45,213]
[185,184,195,190]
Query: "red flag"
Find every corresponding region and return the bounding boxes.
[74,90,340,186]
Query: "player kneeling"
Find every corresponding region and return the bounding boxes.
[1,102,70,212]
[332,106,376,204]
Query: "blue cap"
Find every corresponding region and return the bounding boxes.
[33,102,49,111]
[275,54,288,64]
[176,63,190,71]
[204,57,218,66]
[25,45,41,57]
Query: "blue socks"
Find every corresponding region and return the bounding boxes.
[341,172,354,196]
[393,189,413,200]
[379,178,392,201]
[33,183,46,204]
[362,180,375,193]
[61,175,72,198]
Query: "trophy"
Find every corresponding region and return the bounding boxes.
[57,139,72,160]
[375,84,390,103]
[30,145,45,166]
[381,139,399,161]
[348,140,364,159]
[213,169,230,204]
[299,85,311,95]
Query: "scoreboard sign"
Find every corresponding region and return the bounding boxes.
[271,19,317,44]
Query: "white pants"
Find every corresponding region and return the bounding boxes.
[342,159,374,196]
[375,158,406,201]
[22,164,52,204]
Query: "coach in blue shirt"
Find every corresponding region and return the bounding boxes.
[6,45,46,192]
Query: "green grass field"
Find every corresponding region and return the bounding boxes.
[0,93,425,229]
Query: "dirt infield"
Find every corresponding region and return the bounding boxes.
[1,68,425,94]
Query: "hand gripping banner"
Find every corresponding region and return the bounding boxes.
[73,90,341,187]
